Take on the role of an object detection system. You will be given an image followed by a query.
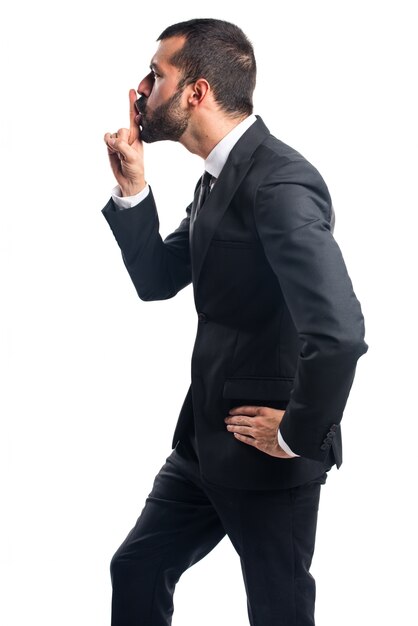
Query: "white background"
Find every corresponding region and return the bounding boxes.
[2,1,417,624]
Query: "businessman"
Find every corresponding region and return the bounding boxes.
[102,18,368,626]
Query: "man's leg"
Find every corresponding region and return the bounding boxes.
[202,472,327,626]
[110,443,226,626]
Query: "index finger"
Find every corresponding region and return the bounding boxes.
[128,88,140,144]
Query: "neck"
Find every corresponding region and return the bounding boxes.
[179,112,249,159]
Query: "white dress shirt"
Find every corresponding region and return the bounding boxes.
[111,114,299,457]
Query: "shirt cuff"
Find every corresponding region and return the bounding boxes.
[277,428,300,457]
[111,183,150,209]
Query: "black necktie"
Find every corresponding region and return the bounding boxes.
[194,170,214,220]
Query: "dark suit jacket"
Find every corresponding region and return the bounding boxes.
[102,115,368,490]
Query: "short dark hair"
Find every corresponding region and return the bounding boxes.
[157,18,256,117]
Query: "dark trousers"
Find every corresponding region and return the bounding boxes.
[110,439,327,626]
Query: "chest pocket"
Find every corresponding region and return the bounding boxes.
[210,238,257,249]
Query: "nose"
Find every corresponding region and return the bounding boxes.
[137,71,154,98]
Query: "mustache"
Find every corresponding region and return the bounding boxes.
[135,98,147,115]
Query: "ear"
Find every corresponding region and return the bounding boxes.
[187,78,210,107]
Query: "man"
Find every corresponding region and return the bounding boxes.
[102,18,368,626]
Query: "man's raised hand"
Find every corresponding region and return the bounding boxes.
[104,89,146,197]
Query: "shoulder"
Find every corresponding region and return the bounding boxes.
[249,129,332,202]
[254,133,329,192]
[248,132,334,229]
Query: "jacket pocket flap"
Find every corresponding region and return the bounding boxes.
[222,377,294,400]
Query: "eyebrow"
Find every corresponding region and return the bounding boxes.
[150,62,162,72]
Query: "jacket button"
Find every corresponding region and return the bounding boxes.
[198,312,207,322]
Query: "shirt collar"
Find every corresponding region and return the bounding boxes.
[204,114,257,179]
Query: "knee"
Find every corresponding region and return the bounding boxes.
[110,545,151,583]
[110,548,127,582]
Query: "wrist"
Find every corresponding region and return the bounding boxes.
[120,178,146,197]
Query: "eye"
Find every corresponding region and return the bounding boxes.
[152,70,160,79]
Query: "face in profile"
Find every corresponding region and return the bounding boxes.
[134,36,192,144]
[135,87,190,143]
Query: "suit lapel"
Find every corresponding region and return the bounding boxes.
[190,115,270,292]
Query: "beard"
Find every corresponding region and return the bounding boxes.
[136,88,190,143]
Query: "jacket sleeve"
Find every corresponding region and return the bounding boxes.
[101,184,195,301]
[253,158,368,462]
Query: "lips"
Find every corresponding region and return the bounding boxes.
[134,99,146,129]
[135,99,146,114]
